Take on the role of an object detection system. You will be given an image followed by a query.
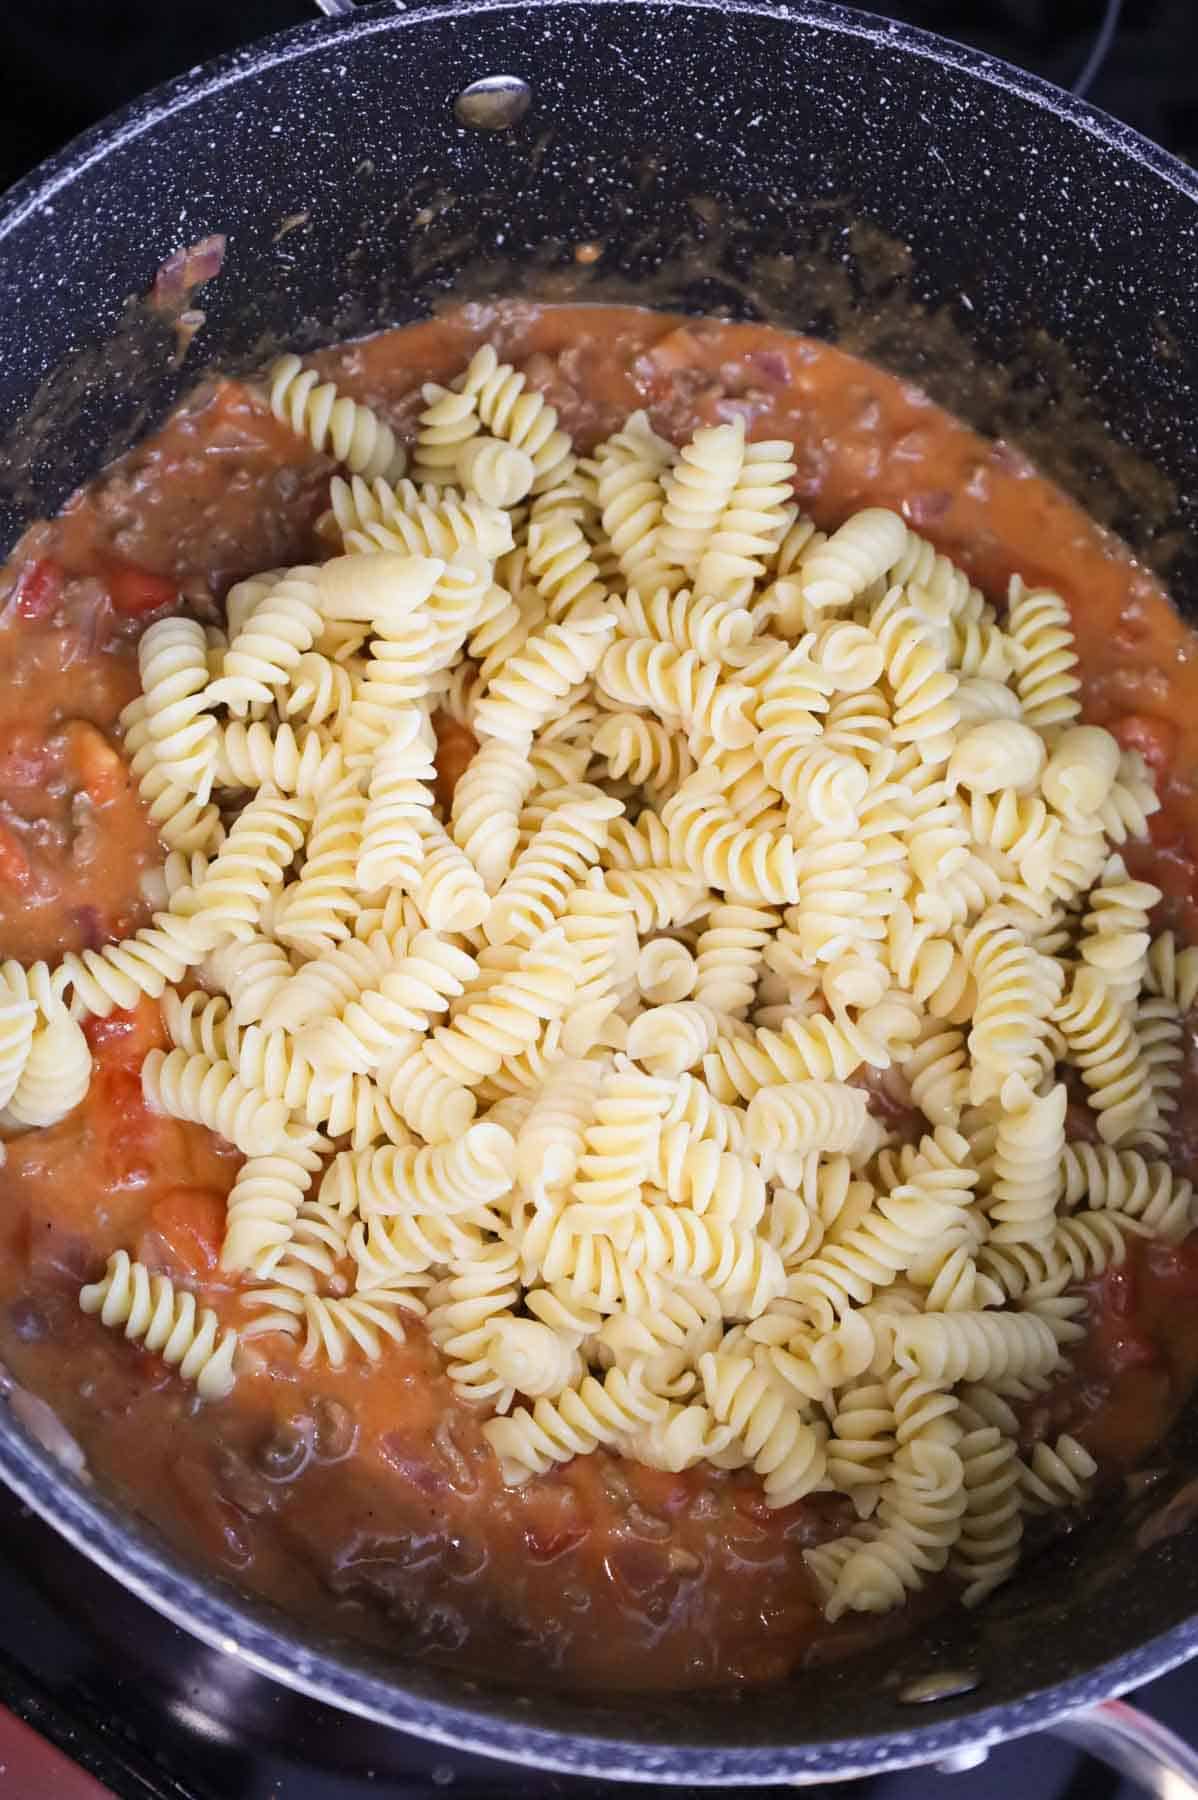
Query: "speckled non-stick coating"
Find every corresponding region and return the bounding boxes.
[0,0,1196,1780]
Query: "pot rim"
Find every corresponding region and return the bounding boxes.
[2,0,1198,1779]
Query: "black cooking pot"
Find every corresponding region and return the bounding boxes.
[1,0,1197,1782]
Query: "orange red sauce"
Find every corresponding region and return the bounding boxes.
[0,302,1196,1693]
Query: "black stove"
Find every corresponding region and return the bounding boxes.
[0,3,1196,1795]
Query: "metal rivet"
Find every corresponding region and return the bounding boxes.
[454,75,532,131]
[897,1669,982,1705]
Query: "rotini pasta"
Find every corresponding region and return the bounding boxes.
[26,335,1197,1657]
[80,1251,238,1400]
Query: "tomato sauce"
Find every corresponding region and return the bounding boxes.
[0,302,1196,1693]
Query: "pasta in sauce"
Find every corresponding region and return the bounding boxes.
[1,303,1197,1693]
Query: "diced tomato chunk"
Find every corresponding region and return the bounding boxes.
[1146,1239,1198,1298]
[432,713,478,810]
[1112,713,1176,776]
[525,1524,588,1563]
[138,1185,227,1280]
[1103,1328,1160,1375]
[66,720,129,807]
[104,559,178,616]
[83,997,167,1064]
[0,822,30,887]
[1100,1262,1138,1320]
[13,558,64,620]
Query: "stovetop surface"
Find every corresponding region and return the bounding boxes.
[0,3,1195,1795]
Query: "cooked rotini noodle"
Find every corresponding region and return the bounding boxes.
[798,508,909,613]
[483,1366,667,1485]
[273,777,365,955]
[142,1047,290,1156]
[456,344,574,495]
[636,938,697,1005]
[268,354,406,483]
[137,616,219,799]
[450,736,535,894]
[1062,1142,1192,1243]
[1054,965,1156,1145]
[409,382,480,486]
[35,350,1198,1641]
[474,613,614,747]
[80,1251,238,1399]
[356,709,437,892]
[220,1126,328,1273]
[1006,576,1081,729]
[699,1351,827,1507]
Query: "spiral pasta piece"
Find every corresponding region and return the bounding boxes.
[1062,1142,1193,1244]
[421,929,577,1089]
[1079,853,1159,1008]
[1006,576,1081,729]
[189,790,312,946]
[302,931,476,1076]
[205,566,325,714]
[137,616,219,800]
[450,737,535,894]
[592,712,695,794]
[986,1076,1066,1248]
[80,1251,238,1399]
[141,1047,289,1156]
[483,1366,667,1485]
[700,1351,827,1507]
[409,381,481,486]
[1019,1433,1097,1513]
[1054,965,1156,1145]
[425,1243,525,1405]
[57,911,215,1020]
[273,778,365,955]
[457,344,574,494]
[799,508,909,612]
[474,612,615,748]
[268,354,406,483]
[746,1081,870,1158]
[889,1309,1062,1392]
[654,420,745,579]
[869,586,959,760]
[636,938,697,1005]
[514,1056,604,1202]
[320,1122,515,1219]
[693,439,797,599]
[486,788,621,949]
[356,710,437,893]
[5,1007,92,1128]
[702,1008,890,1104]
[0,985,36,1112]
[212,721,344,798]
[614,584,754,662]
[221,1125,328,1273]
[599,638,754,753]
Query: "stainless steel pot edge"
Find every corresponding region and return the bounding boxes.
[5,1402,1198,1784]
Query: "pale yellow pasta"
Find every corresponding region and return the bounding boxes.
[798,508,909,612]
[636,938,697,1005]
[948,719,1045,795]
[4,1008,92,1129]
[81,1251,238,1399]
[1041,723,1121,819]
[357,710,437,893]
[24,347,1197,1640]
[268,353,406,483]
[456,344,574,494]
[410,382,480,486]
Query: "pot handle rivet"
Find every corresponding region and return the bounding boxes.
[454,75,532,130]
